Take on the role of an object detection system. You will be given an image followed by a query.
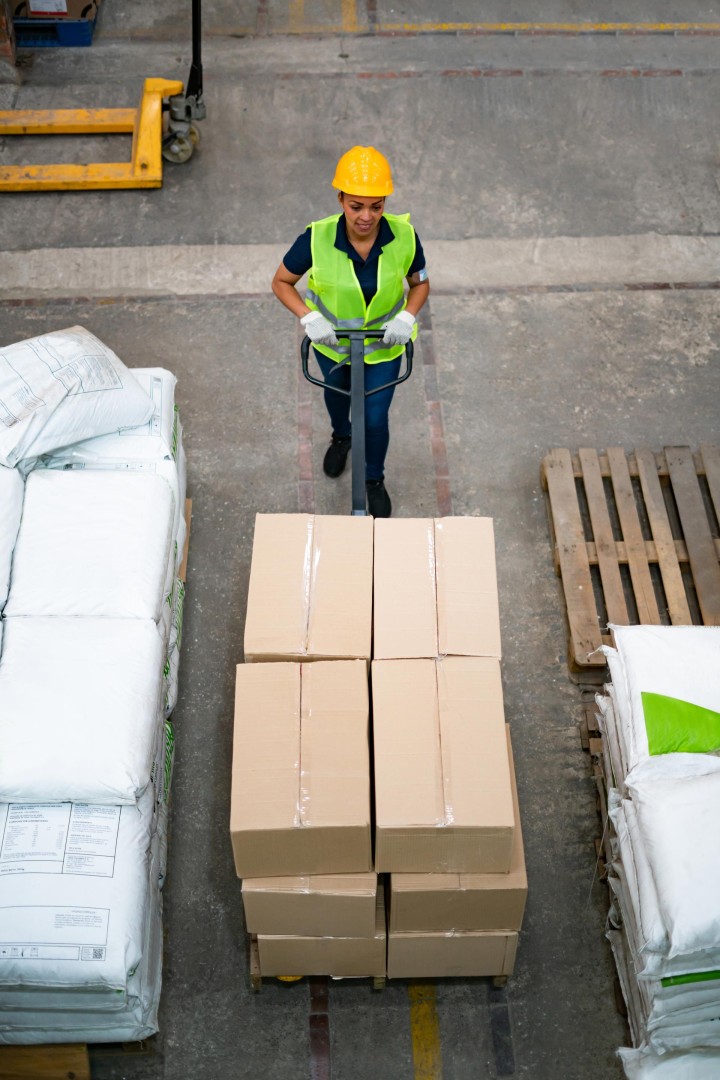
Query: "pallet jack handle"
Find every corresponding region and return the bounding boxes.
[301,329,414,516]
[186,0,204,109]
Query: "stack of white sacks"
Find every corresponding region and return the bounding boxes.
[0,327,187,1044]
[596,624,720,1078]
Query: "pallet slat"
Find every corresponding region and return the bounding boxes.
[578,448,628,624]
[606,447,660,625]
[635,447,692,625]
[542,448,602,664]
[0,1044,90,1080]
[666,447,720,625]
[700,443,720,544]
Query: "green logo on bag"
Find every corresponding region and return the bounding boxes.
[643,692,720,755]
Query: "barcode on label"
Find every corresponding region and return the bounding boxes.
[81,946,106,961]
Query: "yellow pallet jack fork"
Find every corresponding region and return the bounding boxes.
[0,78,185,191]
[0,0,205,191]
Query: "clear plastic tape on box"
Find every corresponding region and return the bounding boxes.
[0,466,24,612]
[5,469,175,628]
[0,616,166,805]
[0,327,155,470]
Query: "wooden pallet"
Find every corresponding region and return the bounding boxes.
[541,445,720,674]
[0,1044,90,1079]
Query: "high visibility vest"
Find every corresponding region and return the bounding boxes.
[305,212,418,364]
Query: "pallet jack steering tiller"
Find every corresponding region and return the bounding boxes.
[301,329,413,516]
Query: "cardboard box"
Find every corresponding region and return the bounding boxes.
[244,514,373,662]
[243,872,378,937]
[387,929,518,979]
[389,728,527,931]
[230,661,372,878]
[373,517,501,660]
[257,890,387,977]
[373,657,514,874]
[14,0,99,18]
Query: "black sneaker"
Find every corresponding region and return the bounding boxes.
[366,479,392,518]
[323,436,351,478]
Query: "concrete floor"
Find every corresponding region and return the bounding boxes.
[2,5,720,1078]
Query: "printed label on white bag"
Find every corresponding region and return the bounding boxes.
[0,804,120,877]
[0,905,110,952]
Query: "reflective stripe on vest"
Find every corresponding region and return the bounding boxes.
[305,212,418,364]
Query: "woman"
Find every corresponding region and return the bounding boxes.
[271,145,430,518]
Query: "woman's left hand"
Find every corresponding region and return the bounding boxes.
[382,310,416,346]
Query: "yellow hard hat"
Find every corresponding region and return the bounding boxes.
[332,146,394,197]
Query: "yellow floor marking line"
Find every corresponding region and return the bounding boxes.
[341,0,358,33]
[378,21,720,33]
[408,983,443,1080]
[288,0,304,32]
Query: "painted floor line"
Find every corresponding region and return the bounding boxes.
[418,300,453,518]
[408,982,443,1080]
[3,235,720,302]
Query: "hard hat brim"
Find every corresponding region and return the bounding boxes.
[332,179,394,197]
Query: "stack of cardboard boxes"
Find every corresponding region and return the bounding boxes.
[230,513,527,979]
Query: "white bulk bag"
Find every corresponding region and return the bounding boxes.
[610,803,668,958]
[0,828,163,1043]
[0,466,23,611]
[5,469,174,624]
[0,789,156,996]
[0,617,165,804]
[607,626,720,770]
[43,368,180,463]
[37,454,188,582]
[628,767,720,959]
[620,1047,720,1078]
[0,327,154,468]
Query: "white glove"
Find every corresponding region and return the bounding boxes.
[301,311,338,346]
[382,309,415,346]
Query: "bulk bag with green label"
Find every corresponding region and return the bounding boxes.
[604,625,720,772]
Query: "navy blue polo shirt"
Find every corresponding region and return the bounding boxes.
[282,215,426,306]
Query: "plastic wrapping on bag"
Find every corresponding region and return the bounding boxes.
[0,466,24,611]
[163,581,185,719]
[620,1046,720,1079]
[627,767,720,959]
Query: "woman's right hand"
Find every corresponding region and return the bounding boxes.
[300,311,339,347]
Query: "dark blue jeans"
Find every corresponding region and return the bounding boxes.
[314,349,401,482]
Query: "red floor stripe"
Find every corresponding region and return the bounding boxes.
[418,302,453,517]
[309,977,331,1080]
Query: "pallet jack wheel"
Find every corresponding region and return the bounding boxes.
[162,135,192,164]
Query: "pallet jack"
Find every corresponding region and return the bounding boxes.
[301,329,413,516]
[0,0,205,190]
